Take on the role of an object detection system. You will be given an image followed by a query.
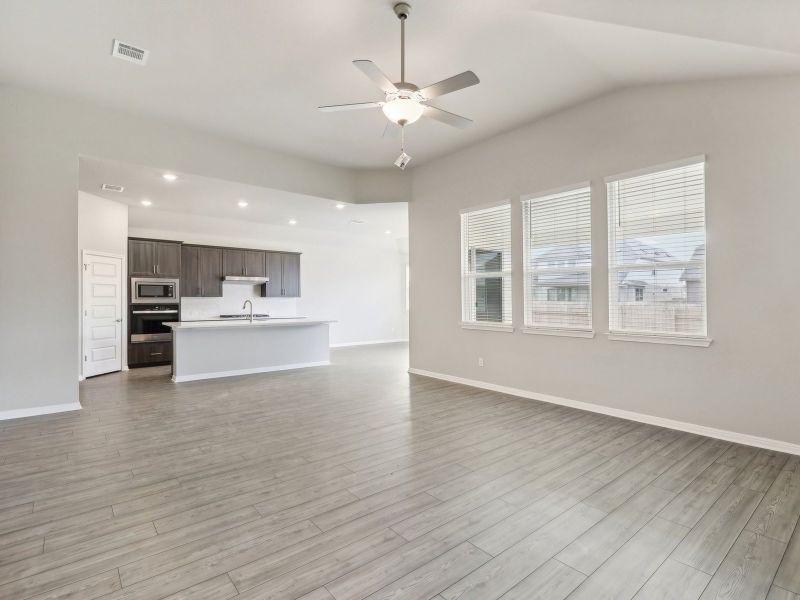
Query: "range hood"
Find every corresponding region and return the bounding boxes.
[224,275,269,284]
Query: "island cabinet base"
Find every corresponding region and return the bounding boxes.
[170,321,331,382]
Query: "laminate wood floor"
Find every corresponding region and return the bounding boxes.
[1,343,798,600]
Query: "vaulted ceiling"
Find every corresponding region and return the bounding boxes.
[2,0,798,168]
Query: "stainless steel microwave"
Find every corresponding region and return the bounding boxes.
[131,278,180,304]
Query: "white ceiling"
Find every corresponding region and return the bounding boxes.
[3,0,800,168]
[79,157,408,239]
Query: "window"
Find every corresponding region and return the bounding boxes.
[522,185,592,332]
[607,158,707,340]
[460,203,512,328]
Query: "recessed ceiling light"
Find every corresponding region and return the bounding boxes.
[385,230,392,235]
[288,219,297,225]
[162,173,178,182]
[335,203,346,209]
[140,199,152,207]
[237,200,248,208]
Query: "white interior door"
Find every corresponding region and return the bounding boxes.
[82,252,123,378]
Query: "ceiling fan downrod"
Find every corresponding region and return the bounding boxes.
[394,2,411,84]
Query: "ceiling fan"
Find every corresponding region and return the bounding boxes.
[318,2,480,169]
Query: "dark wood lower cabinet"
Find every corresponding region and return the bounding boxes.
[128,342,173,367]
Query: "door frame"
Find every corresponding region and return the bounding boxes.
[80,249,127,380]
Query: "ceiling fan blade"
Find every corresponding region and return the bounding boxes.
[318,101,383,112]
[419,71,480,99]
[353,60,397,93]
[382,122,401,139]
[422,105,473,129]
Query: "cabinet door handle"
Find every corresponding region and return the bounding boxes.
[150,352,163,356]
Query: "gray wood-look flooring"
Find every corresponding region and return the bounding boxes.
[0,343,798,600]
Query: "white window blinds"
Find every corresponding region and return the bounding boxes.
[460,203,512,326]
[607,158,707,338]
[522,186,592,332]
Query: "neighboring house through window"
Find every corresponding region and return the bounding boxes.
[606,158,707,338]
[460,203,512,328]
[522,185,592,332]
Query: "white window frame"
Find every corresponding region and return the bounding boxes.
[459,201,513,332]
[605,156,711,347]
[521,183,594,338]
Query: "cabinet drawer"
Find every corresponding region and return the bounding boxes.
[129,341,172,366]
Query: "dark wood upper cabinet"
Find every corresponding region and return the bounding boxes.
[129,240,156,276]
[198,247,223,297]
[134,239,297,298]
[263,251,301,297]
[222,249,245,277]
[264,252,284,297]
[281,253,301,297]
[129,239,181,277]
[180,245,200,297]
[244,250,266,277]
[181,245,222,297]
[155,242,181,277]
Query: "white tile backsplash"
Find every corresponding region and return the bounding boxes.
[181,283,299,320]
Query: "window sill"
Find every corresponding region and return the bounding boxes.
[607,332,712,347]
[460,321,514,333]
[523,327,595,339]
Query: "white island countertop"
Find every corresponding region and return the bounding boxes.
[165,317,335,382]
[164,318,334,331]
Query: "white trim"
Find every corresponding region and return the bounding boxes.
[0,402,82,422]
[604,154,706,183]
[460,321,514,333]
[520,181,591,202]
[524,327,595,339]
[78,375,85,382]
[172,361,330,382]
[607,332,712,347]
[82,249,126,260]
[122,366,129,372]
[459,199,511,214]
[331,339,408,348]
[407,368,800,456]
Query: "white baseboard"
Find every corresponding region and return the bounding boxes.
[331,338,408,348]
[0,402,82,422]
[173,361,331,383]
[408,368,800,456]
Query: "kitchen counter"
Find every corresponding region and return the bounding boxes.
[165,318,332,330]
[164,318,335,382]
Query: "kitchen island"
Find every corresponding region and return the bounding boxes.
[165,318,334,382]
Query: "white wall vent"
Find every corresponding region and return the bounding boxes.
[101,184,125,193]
[111,40,149,65]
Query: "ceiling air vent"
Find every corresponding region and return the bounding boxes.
[111,40,149,65]
[101,184,125,193]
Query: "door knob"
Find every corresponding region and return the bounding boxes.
[115,318,122,323]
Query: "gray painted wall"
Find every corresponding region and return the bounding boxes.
[410,75,800,446]
[0,84,406,415]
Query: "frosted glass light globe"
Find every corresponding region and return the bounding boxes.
[382,98,424,125]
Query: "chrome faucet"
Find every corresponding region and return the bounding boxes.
[242,300,253,322]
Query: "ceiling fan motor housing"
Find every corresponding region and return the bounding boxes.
[393,2,412,20]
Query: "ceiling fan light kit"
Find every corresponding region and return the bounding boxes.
[318,2,480,169]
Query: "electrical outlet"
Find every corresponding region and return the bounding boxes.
[478,357,484,367]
